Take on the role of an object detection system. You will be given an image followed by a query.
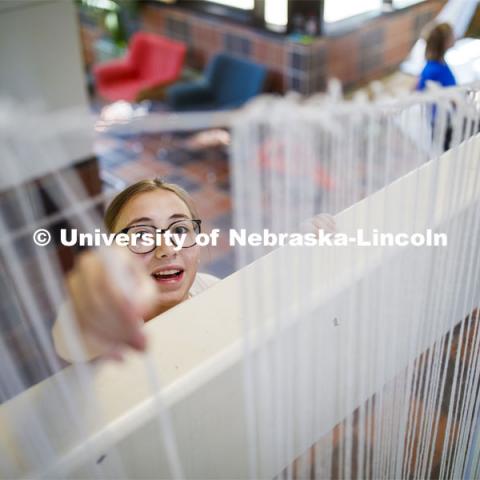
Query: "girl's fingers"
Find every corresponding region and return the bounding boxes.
[311,213,336,232]
[302,213,337,236]
[66,249,151,356]
[66,271,120,355]
[111,247,158,318]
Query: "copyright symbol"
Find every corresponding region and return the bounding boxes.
[33,229,51,247]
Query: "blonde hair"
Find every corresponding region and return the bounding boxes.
[424,22,454,62]
[104,178,199,232]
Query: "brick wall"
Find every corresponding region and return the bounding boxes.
[140,1,444,95]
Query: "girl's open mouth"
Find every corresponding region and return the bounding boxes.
[151,268,184,284]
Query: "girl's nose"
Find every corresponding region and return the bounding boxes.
[154,237,177,259]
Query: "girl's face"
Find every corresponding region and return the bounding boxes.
[114,189,200,319]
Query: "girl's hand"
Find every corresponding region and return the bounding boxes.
[55,247,157,361]
[300,213,337,236]
[310,213,336,235]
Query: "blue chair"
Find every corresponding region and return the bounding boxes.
[166,53,267,111]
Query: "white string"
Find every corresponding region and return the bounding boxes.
[1,83,480,479]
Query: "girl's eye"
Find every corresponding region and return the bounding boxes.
[129,228,154,242]
[134,229,151,237]
[172,226,190,235]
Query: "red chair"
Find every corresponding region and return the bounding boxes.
[94,33,186,102]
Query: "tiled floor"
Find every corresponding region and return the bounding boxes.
[96,126,235,279]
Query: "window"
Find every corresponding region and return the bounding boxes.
[178,0,427,35]
[194,0,286,32]
[204,0,254,9]
[264,0,288,28]
[324,0,383,23]
[392,0,426,7]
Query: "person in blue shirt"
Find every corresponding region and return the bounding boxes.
[417,22,456,91]
[417,23,456,150]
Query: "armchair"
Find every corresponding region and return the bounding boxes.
[94,33,186,102]
[166,53,267,111]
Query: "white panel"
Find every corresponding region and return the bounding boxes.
[0,0,93,188]
[0,0,89,112]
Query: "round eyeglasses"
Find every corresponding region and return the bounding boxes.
[118,219,201,254]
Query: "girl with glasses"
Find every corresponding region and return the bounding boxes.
[53,178,335,362]
[53,178,219,362]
